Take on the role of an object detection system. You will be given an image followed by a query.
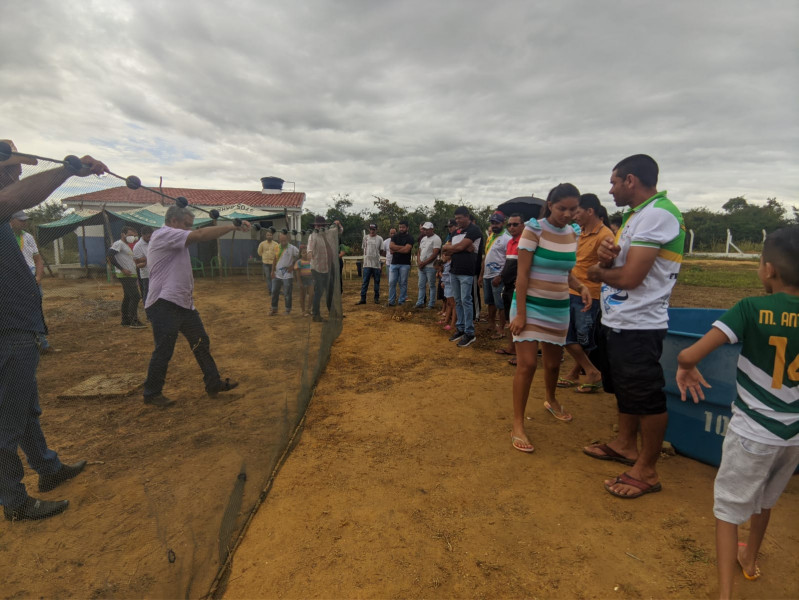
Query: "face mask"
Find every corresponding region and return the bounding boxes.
[126,236,136,243]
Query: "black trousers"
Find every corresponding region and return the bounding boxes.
[142,299,221,397]
[118,277,140,325]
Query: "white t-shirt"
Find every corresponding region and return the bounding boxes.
[110,239,137,276]
[20,231,38,273]
[483,231,511,278]
[600,192,684,330]
[418,234,442,267]
[133,238,150,279]
[274,244,300,279]
[362,234,384,269]
[382,237,393,266]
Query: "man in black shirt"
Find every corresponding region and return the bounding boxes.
[0,141,107,521]
[442,206,482,347]
[387,220,414,306]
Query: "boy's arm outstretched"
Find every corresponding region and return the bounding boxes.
[676,327,729,403]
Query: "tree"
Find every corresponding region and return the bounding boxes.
[722,196,748,212]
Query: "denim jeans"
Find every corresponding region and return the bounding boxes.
[271,278,294,311]
[566,294,600,352]
[0,331,62,509]
[143,299,221,397]
[360,267,381,301]
[388,264,411,305]
[452,274,475,336]
[262,264,273,289]
[416,265,436,308]
[311,270,330,317]
[482,276,505,311]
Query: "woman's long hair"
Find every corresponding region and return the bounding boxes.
[578,193,611,228]
[541,183,580,219]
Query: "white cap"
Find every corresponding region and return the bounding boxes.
[422,221,434,229]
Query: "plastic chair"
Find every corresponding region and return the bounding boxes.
[209,256,228,278]
[191,257,205,278]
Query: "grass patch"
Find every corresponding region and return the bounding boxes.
[679,261,761,288]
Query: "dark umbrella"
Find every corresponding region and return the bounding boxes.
[497,196,546,222]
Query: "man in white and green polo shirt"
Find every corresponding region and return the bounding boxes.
[583,154,685,499]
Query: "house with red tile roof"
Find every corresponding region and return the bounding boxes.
[59,178,305,269]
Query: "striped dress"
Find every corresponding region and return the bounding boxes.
[510,218,580,345]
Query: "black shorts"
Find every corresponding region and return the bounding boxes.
[598,326,667,415]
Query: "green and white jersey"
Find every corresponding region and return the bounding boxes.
[600,191,685,330]
[714,292,799,446]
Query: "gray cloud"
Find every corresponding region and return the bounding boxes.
[2,0,796,217]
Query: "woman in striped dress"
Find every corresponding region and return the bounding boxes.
[509,183,593,452]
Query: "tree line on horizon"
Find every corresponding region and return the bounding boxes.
[303,194,798,253]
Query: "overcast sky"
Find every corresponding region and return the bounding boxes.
[3,0,797,215]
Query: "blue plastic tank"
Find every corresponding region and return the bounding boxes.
[662,308,740,466]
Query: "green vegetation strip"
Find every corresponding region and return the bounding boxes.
[679,263,761,288]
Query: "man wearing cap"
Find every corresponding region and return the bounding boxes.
[414,222,442,309]
[257,229,279,292]
[356,224,383,305]
[10,210,55,352]
[479,211,512,338]
[442,206,482,347]
[0,139,107,521]
[387,220,414,306]
[307,215,343,321]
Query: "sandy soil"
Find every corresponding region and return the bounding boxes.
[1,276,323,599]
[222,278,799,600]
[2,273,796,599]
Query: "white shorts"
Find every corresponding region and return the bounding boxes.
[713,428,799,525]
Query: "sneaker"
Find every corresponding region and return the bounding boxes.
[312,315,326,322]
[38,460,87,493]
[4,497,69,522]
[143,393,175,408]
[413,304,424,309]
[128,322,147,329]
[457,333,476,347]
[373,298,380,304]
[448,330,465,342]
[269,309,277,316]
[386,302,396,307]
[355,300,367,305]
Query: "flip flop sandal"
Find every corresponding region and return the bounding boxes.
[582,443,636,466]
[575,382,603,393]
[604,472,662,499]
[737,543,762,580]
[508,357,517,366]
[557,378,577,388]
[511,435,535,453]
[495,348,514,356]
[544,401,573,422]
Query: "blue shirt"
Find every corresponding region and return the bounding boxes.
[0,221,46,333]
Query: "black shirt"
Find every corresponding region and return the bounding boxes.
[390,232,414,265]
[449,224,482,276]
[0,221,46,333]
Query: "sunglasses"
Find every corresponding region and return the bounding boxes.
[507,222,522,227]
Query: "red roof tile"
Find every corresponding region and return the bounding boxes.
[62,186,305,208]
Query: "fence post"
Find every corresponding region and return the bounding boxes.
[725,229,731,255]
[688,229,695,255]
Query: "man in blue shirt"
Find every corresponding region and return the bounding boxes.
[0,140,107,521]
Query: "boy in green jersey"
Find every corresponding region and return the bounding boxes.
[676,226,799,600]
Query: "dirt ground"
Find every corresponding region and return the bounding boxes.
[2,268,797,599]
[1,275,323,599]
[222,274,799,600]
